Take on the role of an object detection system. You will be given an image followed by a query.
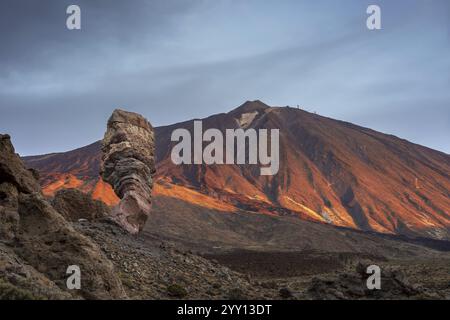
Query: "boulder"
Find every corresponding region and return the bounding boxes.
[307,263,427,300]
[16,192,125,299]
[51,188,110,222]
[0,134,40,194]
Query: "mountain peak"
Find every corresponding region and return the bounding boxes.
[22,103,450,241]
[230,100,270,115]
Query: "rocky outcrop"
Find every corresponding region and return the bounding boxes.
[307,262,430,300]
[0,134,40,195]
[0,134,40,240]
[0,134,126,299]
[52,188,110,222]
[100,109,155,234]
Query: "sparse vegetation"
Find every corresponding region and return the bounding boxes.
[167,284,188,298]
[0,279,41,300]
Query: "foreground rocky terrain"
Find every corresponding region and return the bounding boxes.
[0,132,265,299]
[0,134,124,299]
[1,130,450,299]
[77,220,450,300]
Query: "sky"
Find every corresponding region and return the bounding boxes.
[0,0,449,156]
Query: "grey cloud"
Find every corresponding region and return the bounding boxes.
[0,0,198,75]
[0,0,449,155]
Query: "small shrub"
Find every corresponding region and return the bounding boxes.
[0,279,40,300]
[167,284,187,298]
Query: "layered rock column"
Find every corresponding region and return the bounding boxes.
[100,109,155,234]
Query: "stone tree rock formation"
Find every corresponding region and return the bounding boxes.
[100,109,155,234]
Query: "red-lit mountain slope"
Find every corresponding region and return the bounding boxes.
[23,101,450,239]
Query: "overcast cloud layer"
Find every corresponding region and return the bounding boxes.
[0,0,449,155]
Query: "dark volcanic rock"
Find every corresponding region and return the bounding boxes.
[52,188,110,222]
[100,109,155,234]
[16,193,126,299]
[307,263,428,300]
[279,287,294,299]
[0,133,126,299]
[75,221,277,300]
[0,134,40,194]
[0,134,36,240]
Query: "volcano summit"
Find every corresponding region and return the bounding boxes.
[23,100,450,241]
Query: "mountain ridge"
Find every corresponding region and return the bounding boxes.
[23,101,450,240]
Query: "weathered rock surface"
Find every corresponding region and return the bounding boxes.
[0,134,40,195]
[100,109,155,234]
[51,188,110,222]
[307,262,432,300]
[75,220,274,299]
[0,134,126,299]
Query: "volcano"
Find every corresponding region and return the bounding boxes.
[23,100,450,240]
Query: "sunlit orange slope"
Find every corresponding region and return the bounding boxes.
[23,101,450,239]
